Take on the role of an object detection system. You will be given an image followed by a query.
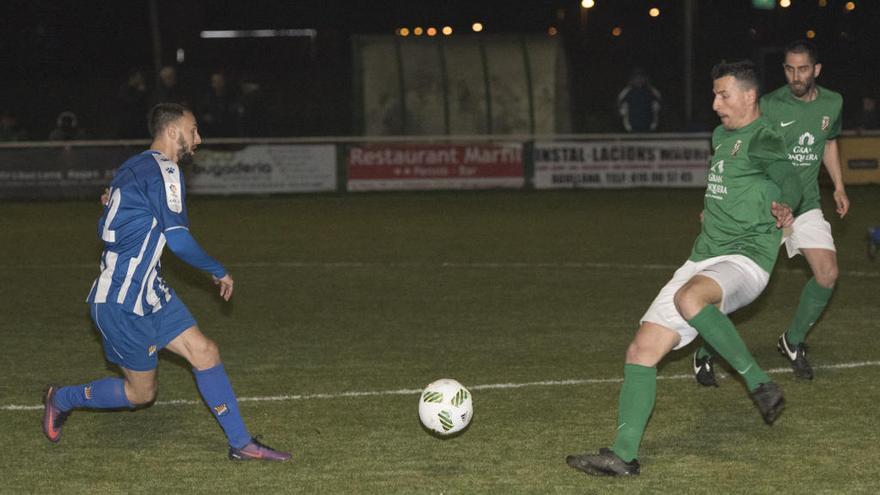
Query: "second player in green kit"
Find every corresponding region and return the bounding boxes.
[694,40,848,385]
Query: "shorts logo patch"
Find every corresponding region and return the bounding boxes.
[84,386,92,400]
[148,345,158,356]
[213,404,229,416]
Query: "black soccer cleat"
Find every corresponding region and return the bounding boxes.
[228,436,292,462]
[750,381,785,425]
[693,352,719,387]
[777,333,814,380]
[566,448,640,476]
[42,385,71,443]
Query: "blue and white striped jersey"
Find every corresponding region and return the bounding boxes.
[87,150,189,316]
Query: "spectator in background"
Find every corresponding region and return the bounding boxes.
[617,68,662,132]
[858,96,879,131]
[0,110,27,141]
[197,71,238,137]
[116,68,149,138]
[49,111,86,140]
[150,65,188,108]
[235,75,267,137]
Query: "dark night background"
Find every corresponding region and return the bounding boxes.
[2,0,879,139]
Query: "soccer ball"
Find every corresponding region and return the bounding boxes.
[418,378,473,436]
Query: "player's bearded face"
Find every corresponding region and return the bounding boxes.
[177,134,195,165]
[788,71,815,98]
[784,52,819,99]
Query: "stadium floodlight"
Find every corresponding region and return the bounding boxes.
[199,29,317,40]
[581,0,596,8]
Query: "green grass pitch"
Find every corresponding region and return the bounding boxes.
[1,187,878,493]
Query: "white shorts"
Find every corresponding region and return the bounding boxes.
[640,255,770,350]
[782,208,836,258]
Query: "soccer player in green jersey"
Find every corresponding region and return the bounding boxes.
[693,40,848,384]
[565,60,803,477]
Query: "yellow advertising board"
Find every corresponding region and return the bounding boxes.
[839,135,880,185]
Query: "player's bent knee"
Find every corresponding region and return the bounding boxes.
[672,287,701,321]
[624,340,664,367]
[125,381,158,406]
[190,337,221,369]
[624,324,677,367]
[815,265,838,288]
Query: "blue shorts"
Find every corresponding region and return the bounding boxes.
[90,296,197,371]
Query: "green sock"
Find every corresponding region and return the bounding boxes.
[786,277,834,346]
[611,364,656,462]
[695,342,716,360]
[688,305,770,391]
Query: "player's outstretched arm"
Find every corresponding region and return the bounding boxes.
[213,274,234,301]
[823,140,849,218]
[165,228,231,300]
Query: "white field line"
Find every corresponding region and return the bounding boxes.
[1,260,878,278]
[3,360,878,412]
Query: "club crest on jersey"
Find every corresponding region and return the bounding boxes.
[730,140,742,157]
[821,116,830,131]
[148,345,157,356]
[213,404,229,416]
[84,386,92,400]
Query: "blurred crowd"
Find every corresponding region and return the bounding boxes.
[1,65,879,142]
[1,65,268,142]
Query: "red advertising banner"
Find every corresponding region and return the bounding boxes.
[347,143,524,191]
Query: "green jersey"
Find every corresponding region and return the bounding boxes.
[690,116,800,273]
[759,85,843,214]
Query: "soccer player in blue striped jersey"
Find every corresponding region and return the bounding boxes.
[42,103,291,462]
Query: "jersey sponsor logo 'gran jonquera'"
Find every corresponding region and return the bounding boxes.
[791,132,818,165]
[706,159,727,199]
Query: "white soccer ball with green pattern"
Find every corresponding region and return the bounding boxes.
[418,378,473,435]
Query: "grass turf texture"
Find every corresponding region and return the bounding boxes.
[1,187,878,493]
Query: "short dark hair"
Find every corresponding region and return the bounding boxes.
[148,103,188,138]
[711,60,760,91]
[785,39,819,65]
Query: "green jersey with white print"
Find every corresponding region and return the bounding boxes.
[759,84,842,215]
[689,116,792,273]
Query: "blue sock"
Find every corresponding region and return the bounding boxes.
[193,364,251,449]
[52,377,133,411]
[871,227,880,243]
